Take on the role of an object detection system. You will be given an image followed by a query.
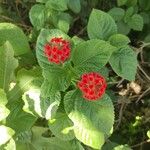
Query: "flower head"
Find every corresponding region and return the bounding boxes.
[44,37,70,64]
[77,72,107,101]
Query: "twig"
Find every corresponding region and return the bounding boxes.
[136,87,150,103]
[138,64,150,81]
[116,79,124,88]
[131,140,150,148]
[77,26,87,36]
[115,102,125,130]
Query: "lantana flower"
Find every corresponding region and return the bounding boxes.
[77,72,107,101]
[44,37,70,64]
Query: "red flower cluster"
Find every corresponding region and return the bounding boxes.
[44,37,70,64]
[77,72,107,101]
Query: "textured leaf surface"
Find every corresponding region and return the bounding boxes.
[108,7,125,21]
[0,42,18,92]
[36,29,72,91]
[72,39,116,74]
[64,90,114,149]
[108,34,130,47]
[48,112,75,141]
[68,0,81,13]
[0,23,30,56]
[6,101,37,133]
[127,14,143,31]
[87,9,117,40]
[46,0,68,11]
[117,0,127,6]
[29,4,45,30]
[109,46,137,81]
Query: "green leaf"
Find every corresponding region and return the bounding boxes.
[117,0,127,6]
[0,23,30,56]
[56,12,72,33]
[0,105,10,121]
[68,0,81,13]
[0,89,7,105]
[147,130,150,139]
[36,29,70,69]
[127,14,143,31]
[72,36,84,45]
[108,7,125,21]
[102,141,131,150]
[40,80,61,119]
[46,0,68,11]
[124,7,134,23]
[2,138,16,150]
[36,29,72,91]
[6,101,37,134]
[117,21,130,35]
[139,0,150,11]
[0,41,18,92]
[64,90,114,149]
[72,39,116,74]
[29,4,45,30]
[0,125,15,146]
[108,34,130,47]
[126,0,137,7]
[42,68,72,92]
[30,126,84,150]
[36,0,48,3]
[87,9,117,40]
[48,112,75,141]
[23,87,61,120]
[109,46,137,81]
[113,145,132,150]
[17,67,42,93]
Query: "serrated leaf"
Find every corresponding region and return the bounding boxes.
[0,125,15,146]
[29,4,45,30]
[30,126,84,150]
[117,0,127,6]
[23,86,61,120]
[108,7,125,21]
[87,9,117,40]
[109,46,137,81]
[117,21,130,35]
[108,34,130,47]
[68,0,81,13]
[127,14,143,31]
[46,0,68,11]
[6,101,37,134]
[0,23,30,56]
[0,41,18,92]
[36,29,70,69]
[36,29,72,91]
[36,0,48,3]
[55,12,72,33]
[48,112,75,141]
[17,67,42,93]
[124,7,134,23]
[64,90,114,149]
[72,39,116,74]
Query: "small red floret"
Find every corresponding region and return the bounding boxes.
[44,37,70,64]
[77,72,107,101]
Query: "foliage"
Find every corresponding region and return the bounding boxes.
[0,0,150,150]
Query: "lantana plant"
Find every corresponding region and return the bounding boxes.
[30,8,137,149]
